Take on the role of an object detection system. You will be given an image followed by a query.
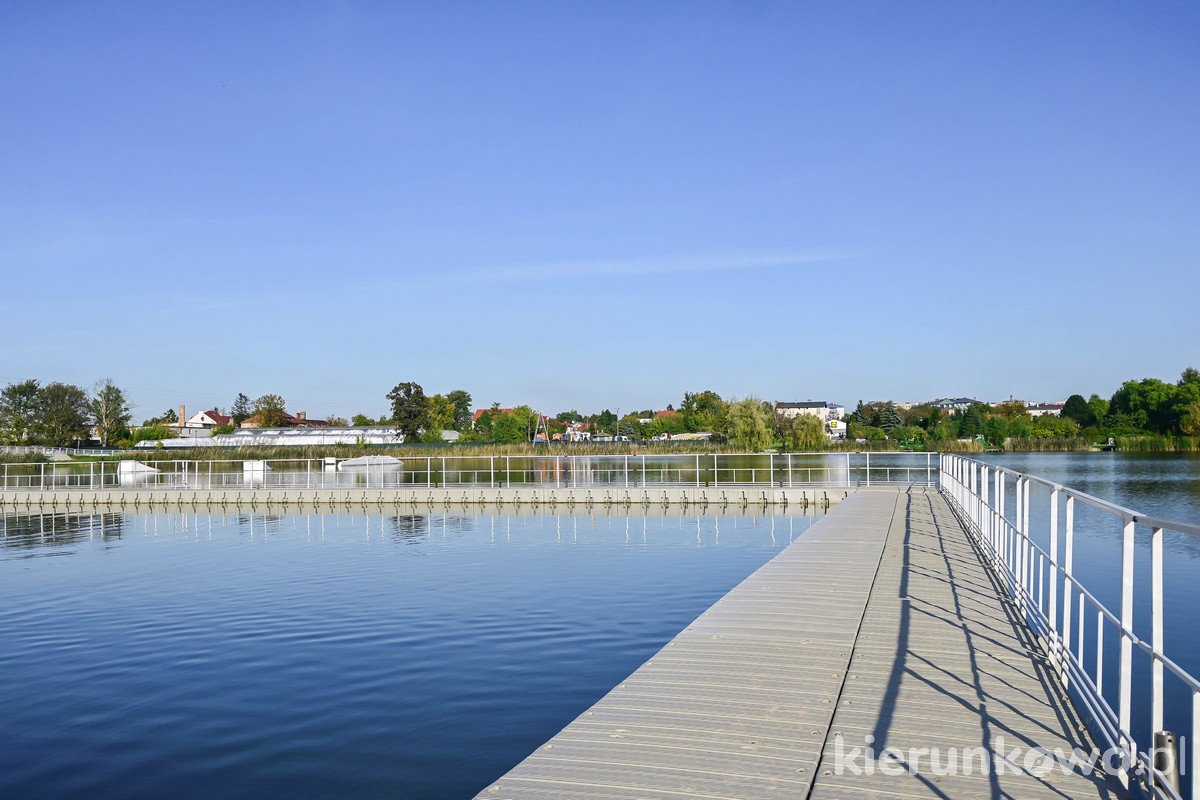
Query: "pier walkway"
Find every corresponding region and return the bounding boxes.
[477,487,1126,799]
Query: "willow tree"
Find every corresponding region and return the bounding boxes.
[787,413,827,452]
[726,398,773,452]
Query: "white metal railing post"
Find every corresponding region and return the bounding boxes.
[490,456,495,488]
[998,471,1008,587]
[971,461,979,530]
[1063,496,1075,680]
[1152,525,1165,737]
[713,454,719,487]
[1193,690,1200,799]
[981,465,990,550]
[865,451,870,487]
[695,454,700,487]
[1023,479,1031,598]
[1119,515,1135,778]
[769,453,774,487]
[1049,488,1060,663]
[1014,476,1025,607]
[624,455,629,488]
[927,451,931,487]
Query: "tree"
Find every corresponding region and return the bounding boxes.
[35,382,92,446]
[446,389,473,430]
[982,416,1009,446]
[726,398,774,451]
[141,408,177,426]
[879,402,903,434]
[680,390,725,432]
[1109,378,1177,435]
[90,379,132,446]
[351,414,376,426]
[597,409,617,434]
[995,400,1030,421]
[425,393,456,434]
[0,379,41,444]
[231,393,252,425]
[787,413,827,451]
[1180,401,1200,436]
[325,416,348,427]
[852,400,885,428]
[1087,394,1110,429]
[1030,415,1081,439]
[252,394,289,428]
[492,406,537,443]
[473,408,495,440]
[387,382,429,439]
[958,405,984,439]
[131,424,177,445]
[1061,394,1093,428]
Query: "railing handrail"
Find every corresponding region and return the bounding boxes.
[0,451,942,493]
[962,460,1200,536]
[939,453,1198,800]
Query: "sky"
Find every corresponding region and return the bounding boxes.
[2,1,1197,421]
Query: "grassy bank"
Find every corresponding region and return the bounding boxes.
[1004,437,1092,452]
[59,442,747,463]
[1113,435,1200,452]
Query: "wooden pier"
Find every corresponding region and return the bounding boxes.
[476,487,1127,799]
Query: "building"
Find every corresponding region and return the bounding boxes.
[472,408,514,426]
[1026,403,1065,418]
[929,398,976,413]
[774,401,846,424]
[185,409,232,429]
[563,422,592,442]
[240,411,330,429]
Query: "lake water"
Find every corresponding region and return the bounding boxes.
[1,452,1196,799]
[0,507,816,799]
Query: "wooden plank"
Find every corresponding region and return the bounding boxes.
[476,489,1128,800]
[477,491,898,799]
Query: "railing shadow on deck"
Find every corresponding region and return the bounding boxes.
[865,488,1123,799]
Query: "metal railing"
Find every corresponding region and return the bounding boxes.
[940,454,1200,799]
[0,452,939,492]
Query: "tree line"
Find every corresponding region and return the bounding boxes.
[0,379,133,447]
[5,367,1195,451]
[845,367,1200,448]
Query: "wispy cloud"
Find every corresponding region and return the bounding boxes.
[452,248,858,283]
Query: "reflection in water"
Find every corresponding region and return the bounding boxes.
[0,512,125,551]
[1,504,821,557]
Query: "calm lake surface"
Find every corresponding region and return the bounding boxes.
[1,452,1196,799]
[0,507,816,799]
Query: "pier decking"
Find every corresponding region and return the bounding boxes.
[476,487,1126,799]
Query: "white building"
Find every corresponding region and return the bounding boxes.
[774,401,846,424]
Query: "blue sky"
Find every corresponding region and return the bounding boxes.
[2,2,1197,421]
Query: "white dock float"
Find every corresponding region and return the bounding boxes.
[476,488,1126,799]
